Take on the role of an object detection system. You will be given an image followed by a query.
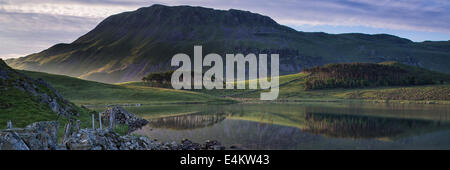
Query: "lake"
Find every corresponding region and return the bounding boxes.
[96,103,450,150]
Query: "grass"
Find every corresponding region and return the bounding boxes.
[0,83,96,142]
[0,69,230,140]
[0,87,58,129]
[114,71,450,104]
[1,68,229,141]
[2,64,449,144]
[21,70,232,105]
[89,104,209,119]
[342,85,450,101]
[0,60,97,141]
[0,86,99,138]
[113,124,129,136]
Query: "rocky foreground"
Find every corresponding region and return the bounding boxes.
[0,106,227,150]
[101,106,149,132]
[0,120,226,150]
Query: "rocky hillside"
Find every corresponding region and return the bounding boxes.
[0,59,82,128]
[6,4,450,83]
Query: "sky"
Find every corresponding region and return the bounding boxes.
[1,0,450,59]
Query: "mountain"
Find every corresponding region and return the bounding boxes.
[0,59,84,128]
[6,4,450,83]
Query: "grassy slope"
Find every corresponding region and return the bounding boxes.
[0,69,228,138]
[0,62,94,137]
[0,87,58,128]
[0,85,95,138]
[218,63,450,103]
[20,70,229,105]
[120,71,450,103]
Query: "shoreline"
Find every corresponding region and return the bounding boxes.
[233,98,450,105]
[81,98,450,108]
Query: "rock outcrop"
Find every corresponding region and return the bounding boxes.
[1,120,226,150]
[0,121,60,150]
[63,128,154,150]
[0,131,30,150]
[102,106,149,132]
[63,128,226,150]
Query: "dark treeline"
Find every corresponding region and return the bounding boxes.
[142,71,174,88]
[142,71,220,88]
[302,62,447,90]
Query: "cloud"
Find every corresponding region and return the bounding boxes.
[0,10,101,59]
[2,0,449,33]
[0,0,143,18]
[1,0,450,59]
[155,0,450,33]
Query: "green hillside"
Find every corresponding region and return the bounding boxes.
[124,62,450,103]
[6,4,450,84]
[0,59,91,130]
[20,70,229,105]
[303,62,450,89]
[1,58,228,140]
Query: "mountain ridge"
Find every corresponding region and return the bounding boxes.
[6,4,450,83]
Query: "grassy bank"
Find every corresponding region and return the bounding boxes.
[121,72,450,104]
[0,70,230,139]
[21,70,232,105]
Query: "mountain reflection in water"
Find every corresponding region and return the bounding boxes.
[147,112,227,130]
[303,113,445,139]
[131,103,450,149]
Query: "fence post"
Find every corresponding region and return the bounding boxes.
[92,114,95,130]
[63,123,71,142]
[98,112,102,130]
[109,111,115,129]
[7,120,12,129]
[75,120,81,133]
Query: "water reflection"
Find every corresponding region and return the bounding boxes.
[130,103,450,150]
[303,113,445,139]
[148,112,227,130]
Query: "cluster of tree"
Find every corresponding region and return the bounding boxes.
[142,71,221,88]
[303,63,438,90]
[142,71,174,88]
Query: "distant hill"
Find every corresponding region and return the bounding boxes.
[302,62,450,90]
[6,4,450,83]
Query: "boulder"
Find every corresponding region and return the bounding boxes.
[23,121,59,150]
[0,119,226,150]
[102,106,149,132]
[0,121,59,150]
[0,132,30,150]
[63,128,153,150]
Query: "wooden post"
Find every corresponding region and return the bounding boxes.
[109,111,114,129]
[69,119,74,135]
[75,120,81,133]
[63,123,71,141]
[98,112,102,130]
[92,114,95,129]
[7,120,12,129]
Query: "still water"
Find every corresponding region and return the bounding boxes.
[113,103,450,149]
